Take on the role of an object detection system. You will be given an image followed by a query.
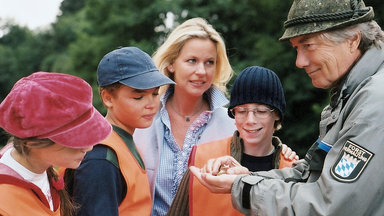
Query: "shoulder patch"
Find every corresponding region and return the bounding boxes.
[331,140,374,182]
[106,148,120,169]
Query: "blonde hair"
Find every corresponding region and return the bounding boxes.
[153,17,233,93]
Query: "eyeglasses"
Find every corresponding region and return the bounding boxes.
[230,106,275,119]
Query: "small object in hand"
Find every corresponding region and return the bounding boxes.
[217,164,230,176]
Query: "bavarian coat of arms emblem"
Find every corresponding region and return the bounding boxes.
[331,140,374,182]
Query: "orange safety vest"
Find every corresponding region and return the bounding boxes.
[99,131,152,215]
[0,184,60,216]
[0,145,61,216]
[189,137,294,216]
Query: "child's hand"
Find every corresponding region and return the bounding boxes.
[281,144,299,161]
[189,166,236,194]
[200,155,249,176]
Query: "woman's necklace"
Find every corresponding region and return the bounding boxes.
[169,101,205,122]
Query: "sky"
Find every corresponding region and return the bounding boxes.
[0,0,63,30]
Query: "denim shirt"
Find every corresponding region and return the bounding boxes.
[134,86,236,216]
[153,89,212,216]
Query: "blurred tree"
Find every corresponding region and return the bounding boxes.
[60,0,176,112]
[59,0,86,15]
[0,25,46,99]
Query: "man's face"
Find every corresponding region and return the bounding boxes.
[289,33,360,89]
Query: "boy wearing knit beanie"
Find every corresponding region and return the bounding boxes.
[167,66,298,216]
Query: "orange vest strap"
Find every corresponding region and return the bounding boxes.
[100,131,152,215]
[189,137,243,216]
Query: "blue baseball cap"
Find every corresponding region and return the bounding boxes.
[97,47,175,89]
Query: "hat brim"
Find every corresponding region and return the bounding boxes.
[119,70,175,89]
[279,7,374,41]
[48,107,112,149]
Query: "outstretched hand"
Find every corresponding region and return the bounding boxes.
[201,155,250,175]
[189,156,249,193]
[189,166,236,193]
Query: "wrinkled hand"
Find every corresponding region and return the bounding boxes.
[281,144,299,161]
[189,166,236,193]
[201,156,249,176]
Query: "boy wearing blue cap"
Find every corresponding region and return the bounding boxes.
[65,47,174,216]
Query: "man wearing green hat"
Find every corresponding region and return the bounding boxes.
[188,0,384,215]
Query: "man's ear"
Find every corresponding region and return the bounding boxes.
[349,33,362,53]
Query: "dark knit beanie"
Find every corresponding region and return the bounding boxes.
[228,66,286,120]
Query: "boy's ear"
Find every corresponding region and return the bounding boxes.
[100,89,113,108]
[274,113,281,122]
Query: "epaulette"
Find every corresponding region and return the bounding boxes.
[106,148,120,169]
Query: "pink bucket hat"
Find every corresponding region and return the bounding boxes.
[0,72,112,148]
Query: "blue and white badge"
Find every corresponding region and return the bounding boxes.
[331,140,374,182]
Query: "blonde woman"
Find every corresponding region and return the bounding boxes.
[133,17,236,215]
[133,18,296,215]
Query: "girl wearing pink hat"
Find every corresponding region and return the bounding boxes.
[0,72,112,216]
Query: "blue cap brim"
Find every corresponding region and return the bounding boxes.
[119,70,175,89]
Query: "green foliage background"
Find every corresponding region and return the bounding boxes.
[1,0,384,155]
